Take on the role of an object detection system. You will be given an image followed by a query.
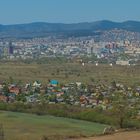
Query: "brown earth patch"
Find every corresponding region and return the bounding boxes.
[72,131,140,140]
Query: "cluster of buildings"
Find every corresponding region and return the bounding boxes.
[0,80,140,110]
[0,36,140,65]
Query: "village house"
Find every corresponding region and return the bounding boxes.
[116,60,130,65]
[0,95,7,102]
[49,80,59,87]
[9,85,21,95]
[33,81,42,88]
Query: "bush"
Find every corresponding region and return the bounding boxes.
[123,119,140,129]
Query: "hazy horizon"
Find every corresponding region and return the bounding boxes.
[1,20,140,26]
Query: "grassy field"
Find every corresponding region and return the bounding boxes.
[0,62,139,85]
[0,111,107,140]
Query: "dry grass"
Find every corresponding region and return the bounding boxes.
[0,62,139,85]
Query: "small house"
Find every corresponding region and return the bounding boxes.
[50,80,59,87]
[9,86,21,95]
[33,81,41,88]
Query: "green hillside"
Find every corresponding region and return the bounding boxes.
[0,111,107,140]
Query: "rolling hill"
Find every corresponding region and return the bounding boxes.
[0,20,140,38]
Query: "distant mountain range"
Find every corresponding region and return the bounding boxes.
[0,20,140,38]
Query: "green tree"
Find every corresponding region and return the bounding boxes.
[49,94,57,102]
[9,76,14,84]
[16,94,26,102]
[3,85,9,97]
[111,93,138,128]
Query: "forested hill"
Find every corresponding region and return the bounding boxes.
[0,20,140,38]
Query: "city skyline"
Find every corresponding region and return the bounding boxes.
[0,0,140,25]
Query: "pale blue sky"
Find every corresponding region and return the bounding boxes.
[0,0,140,24]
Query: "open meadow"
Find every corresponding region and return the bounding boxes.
[0,62,139,85]
[0,111,107,140]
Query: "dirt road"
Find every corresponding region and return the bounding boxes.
[73,131,140,140]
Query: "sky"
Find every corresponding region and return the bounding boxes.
[0,0,140,24]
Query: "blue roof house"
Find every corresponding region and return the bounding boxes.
[50,80,59,86]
